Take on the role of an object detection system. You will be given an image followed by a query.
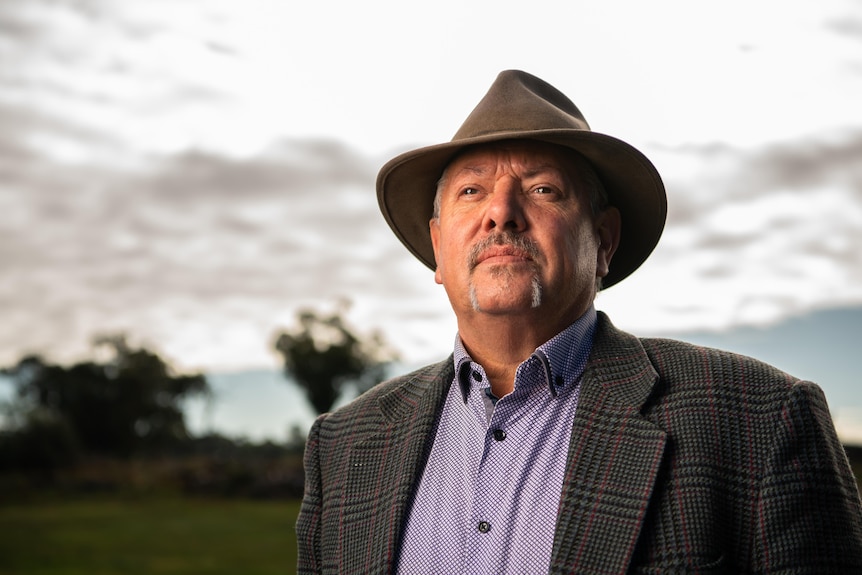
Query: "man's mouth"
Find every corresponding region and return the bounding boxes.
[475,246,533,266]
[468,233,540,270]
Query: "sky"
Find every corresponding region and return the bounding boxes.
[2,0,862,422]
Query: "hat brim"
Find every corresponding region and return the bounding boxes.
[376,129,666,289]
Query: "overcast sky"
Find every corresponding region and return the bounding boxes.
[2,0,862,375]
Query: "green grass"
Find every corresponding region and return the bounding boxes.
[0,497,301,575]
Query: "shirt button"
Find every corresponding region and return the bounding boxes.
[493,429,506,441]
[477,521,491,533]
[472,371,482,382]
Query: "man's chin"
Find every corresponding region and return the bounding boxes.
[468,273,543,312]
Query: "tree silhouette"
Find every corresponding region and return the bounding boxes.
[2,335,209,458]
[273,305,397,414]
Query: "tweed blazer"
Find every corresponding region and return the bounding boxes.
[296,313,862,574]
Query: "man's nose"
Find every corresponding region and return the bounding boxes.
[482,179,526,232]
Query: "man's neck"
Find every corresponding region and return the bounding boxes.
[456,309,584,397]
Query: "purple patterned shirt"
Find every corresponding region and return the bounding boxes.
[396,306,597,575]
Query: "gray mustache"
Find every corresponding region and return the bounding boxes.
[467,232,542,269]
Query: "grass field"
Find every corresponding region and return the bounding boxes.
[0,447,859,575]
[0,497,301,575]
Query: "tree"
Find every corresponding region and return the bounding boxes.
[273,305,397,414]
[1,335,209,458]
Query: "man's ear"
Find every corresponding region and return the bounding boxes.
[595,207,621,279]
[430,218,443,285]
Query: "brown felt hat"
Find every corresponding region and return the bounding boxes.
[376,69,667,289]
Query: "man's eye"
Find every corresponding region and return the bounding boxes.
[533,186,556,195]
[461,187,479,196]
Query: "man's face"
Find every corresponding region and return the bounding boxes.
[429,141,619,325]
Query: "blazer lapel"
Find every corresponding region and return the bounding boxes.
[550,313,667,574]
[341,359,453,574]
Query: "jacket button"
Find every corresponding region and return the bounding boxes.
[493,429,506,441]
[477,521,491,533]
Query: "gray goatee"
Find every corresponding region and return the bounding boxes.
[467,232,543,311]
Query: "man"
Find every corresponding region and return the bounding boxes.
[296,70,862,574]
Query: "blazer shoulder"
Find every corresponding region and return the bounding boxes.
[588,313,804,407]
[321,356,453,429]
[638,335,800,390]
[635,335,814,432]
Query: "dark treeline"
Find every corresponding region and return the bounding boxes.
[0,306,396,500]
[0,335,302,499]
[4,311,859,499]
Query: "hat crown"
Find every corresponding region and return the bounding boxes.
[453,70,591,140]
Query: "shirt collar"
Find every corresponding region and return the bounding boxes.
[453,305,597,403]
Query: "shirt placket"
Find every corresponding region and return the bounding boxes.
[460,361,543,574]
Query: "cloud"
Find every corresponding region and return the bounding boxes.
[826,12,862,41]
[0,0,450,367]
[679,133,862,275]
[6,126,862,371]
[0,108,449,369]
[601,130,862,334]
[3,0,862,372]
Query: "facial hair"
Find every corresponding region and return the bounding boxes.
[467,232,543,312]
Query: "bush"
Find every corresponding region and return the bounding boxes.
[0,409,81,475]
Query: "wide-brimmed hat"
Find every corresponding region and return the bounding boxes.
[376,69,666,289]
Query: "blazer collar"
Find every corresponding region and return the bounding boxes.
[586,311,661,409]
[376,357,454,423]
[550,311,667,574]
